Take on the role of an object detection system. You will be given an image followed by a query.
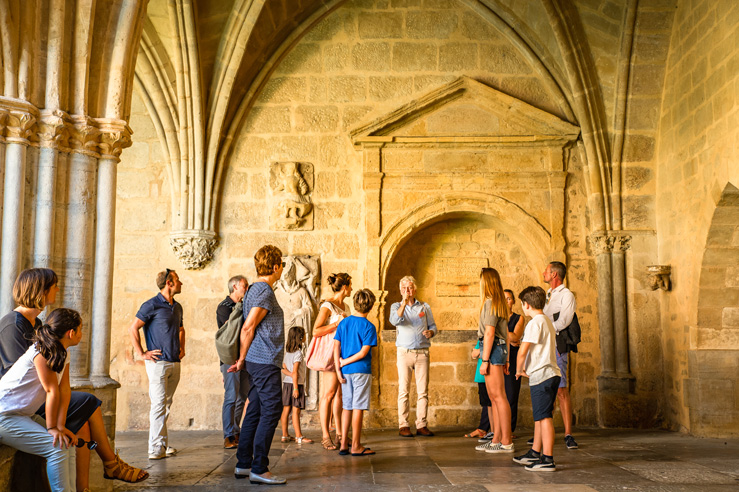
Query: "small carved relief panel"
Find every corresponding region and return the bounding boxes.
[269,162,314,231]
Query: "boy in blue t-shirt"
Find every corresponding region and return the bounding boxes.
[333,289,378,456]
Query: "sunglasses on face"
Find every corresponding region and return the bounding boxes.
[75,438,98,450]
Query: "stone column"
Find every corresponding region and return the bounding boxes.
[64,151,98,378]
[89,129,131,383]
[0,110,36,314]
[611,235,632,377]
[34,111,71,267]
[591,233,615,376]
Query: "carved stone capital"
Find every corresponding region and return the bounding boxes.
[97,119,133,160]
[69,116,102,156]
[5,110,37,143]
[169,230,218,270]
[613,234,632,252]
[590,234,614,255]
[38,109,71,149]
[647,265,671,291]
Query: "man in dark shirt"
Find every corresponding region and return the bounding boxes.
[217,275,250,449]
[129,269,185,460]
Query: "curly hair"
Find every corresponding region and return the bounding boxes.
[254,245,283,276]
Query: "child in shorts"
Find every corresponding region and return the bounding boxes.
[513,286,562,472]
[280,326,313,444]
[333,289,377,456]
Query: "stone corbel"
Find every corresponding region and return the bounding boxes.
[38,109,72,149]
[169,230,218,270]
[647,265,671,291]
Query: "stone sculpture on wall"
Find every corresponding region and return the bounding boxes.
[269,162,314,230]
[274,255,320,409]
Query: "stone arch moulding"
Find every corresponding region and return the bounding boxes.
[350,76,580,331]
[378,192,556,290]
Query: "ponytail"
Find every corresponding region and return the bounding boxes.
[33,308,81,373]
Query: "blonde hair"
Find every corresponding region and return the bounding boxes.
[479,268,508,320]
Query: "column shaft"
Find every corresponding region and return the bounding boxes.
[90,157,117,380]
[64,153,97,379]
[612,251,630,376]
[596,252,616,375]
[0,142,27,314]
[33,146,59,267]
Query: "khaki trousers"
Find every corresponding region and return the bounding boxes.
[397,347,430,429]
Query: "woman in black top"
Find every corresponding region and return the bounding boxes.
[0,268,148,488]
[503,289,525,436]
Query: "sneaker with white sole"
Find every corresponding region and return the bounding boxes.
[486,442,514,454]
[513,449,540,464]
[525,456,556,472]
[166,447,178,456]
[527,437,534,445]
[475,440,495,451]
[148,449,166,460]
[477,431,494,443]
[564,434,578,449]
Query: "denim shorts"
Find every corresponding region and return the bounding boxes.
[342,373,371,411]
[488,340,508,366]
[556,352,568,388]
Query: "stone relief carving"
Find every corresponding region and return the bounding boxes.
[647,265,671,291]
[169,230,218,270]
[269,162,314,230]
[274,254,320,410]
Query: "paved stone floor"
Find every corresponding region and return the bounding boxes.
[111,428,739,491]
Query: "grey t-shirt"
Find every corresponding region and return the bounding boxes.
[477,299,508,340]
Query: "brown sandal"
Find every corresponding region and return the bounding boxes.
[321,437,337,450]
[103,452,149,483]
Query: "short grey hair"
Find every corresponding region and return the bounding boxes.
[399,276,416,288]
[228,275,247,294]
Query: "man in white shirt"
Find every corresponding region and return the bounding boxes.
[542,261,578,450]
[389,276,437,437]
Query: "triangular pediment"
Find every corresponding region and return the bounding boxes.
[350,77,579,146]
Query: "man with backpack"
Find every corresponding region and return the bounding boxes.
[543,261,579,450]
[216,275,250,449]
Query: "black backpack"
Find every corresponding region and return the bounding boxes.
[554,312,581,354]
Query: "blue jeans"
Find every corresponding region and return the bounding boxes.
[236,362,282,475]
[0,414,76,491]
[220,363,250,439]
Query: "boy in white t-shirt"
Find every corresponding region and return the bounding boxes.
[513,286,562,472]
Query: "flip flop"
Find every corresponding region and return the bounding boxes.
[351,448,375,456]
[338,448,350,455]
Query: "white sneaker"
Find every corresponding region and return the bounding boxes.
[486,442,515,454]
[475,441,495,451]
[148,449,166,460]
[166,447,177,456]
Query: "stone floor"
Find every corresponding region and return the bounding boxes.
[111,428,739,491]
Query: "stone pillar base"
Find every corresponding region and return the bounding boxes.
[596,374,654,428]
[71,377,120,492]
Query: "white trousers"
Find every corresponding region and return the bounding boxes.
[0,413,76,491]
[145,360,181,454]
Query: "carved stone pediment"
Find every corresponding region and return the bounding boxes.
[350,76,580,147]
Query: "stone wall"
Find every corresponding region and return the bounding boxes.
[111,0,605,432]
[655,0,739,436]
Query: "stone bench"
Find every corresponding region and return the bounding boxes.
[0,443,51,491]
